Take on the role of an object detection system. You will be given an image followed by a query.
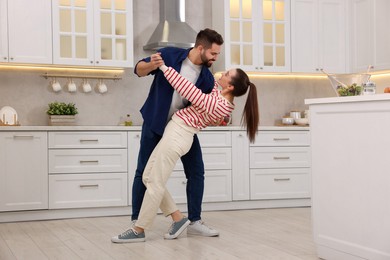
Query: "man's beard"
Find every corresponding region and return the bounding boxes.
[200,52,215,68]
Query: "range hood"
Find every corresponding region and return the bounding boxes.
[143,0,198,50]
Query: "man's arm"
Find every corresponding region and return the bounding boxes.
[135,53,165,77]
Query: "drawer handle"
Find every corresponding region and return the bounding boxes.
[274,178,290,182]
[273,138,290,141]
[13,135,34,139]
[79,139,99,143]
[79,160,99,164]
[273,156,290,160]
[79,184,99,188]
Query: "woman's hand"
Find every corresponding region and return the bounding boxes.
[150,52,164,70]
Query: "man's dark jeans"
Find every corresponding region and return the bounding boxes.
[131,123,205,222]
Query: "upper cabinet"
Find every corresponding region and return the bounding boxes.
[350,0,390,72]
[0,0,52,64]
[52,0,133,67]
[291,0,347,73]
[212,0,291,73]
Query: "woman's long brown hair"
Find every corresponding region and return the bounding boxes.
[230,69,259,143]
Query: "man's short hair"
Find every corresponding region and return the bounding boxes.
[195,28,224,49]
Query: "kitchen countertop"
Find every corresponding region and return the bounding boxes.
[0,125,309,131]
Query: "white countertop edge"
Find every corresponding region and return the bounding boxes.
[305,93,390,105]
[0,125,309,131]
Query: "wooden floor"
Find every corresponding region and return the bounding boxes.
[0,207,318,260]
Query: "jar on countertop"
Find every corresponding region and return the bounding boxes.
[363,81,376,95]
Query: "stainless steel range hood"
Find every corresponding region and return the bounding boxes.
[143,0,198,50]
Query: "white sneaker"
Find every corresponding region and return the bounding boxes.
[187,220,219,237]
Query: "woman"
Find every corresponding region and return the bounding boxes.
[112,61,259,243]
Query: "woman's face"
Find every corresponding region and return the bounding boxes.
[218,69,237,89]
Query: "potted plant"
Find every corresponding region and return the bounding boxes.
[47,102,78,125]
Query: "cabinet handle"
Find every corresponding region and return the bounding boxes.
[274,178,290,182]
[79,184,99,188]
[79,139,99,143]
[3,57,7,60]
[10,57,14,60]
[13,135,34,139]
[273,156,290,160]
[273,138,290,141]
[182,180,187,185]
[79,160,99,164]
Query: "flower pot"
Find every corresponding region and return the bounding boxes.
[49,115,76,126]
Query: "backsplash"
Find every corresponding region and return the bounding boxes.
[1,0,390,127]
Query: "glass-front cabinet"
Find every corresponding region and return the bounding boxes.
[212,0,290,72]
[52,0,133,67]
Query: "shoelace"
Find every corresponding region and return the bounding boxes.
[120,228,138,238]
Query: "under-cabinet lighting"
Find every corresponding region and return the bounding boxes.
[0,64,124,75]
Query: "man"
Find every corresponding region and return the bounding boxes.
[131,28,224,238]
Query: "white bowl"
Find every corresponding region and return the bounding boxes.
[282,117,294,125]
[295,118,309,126]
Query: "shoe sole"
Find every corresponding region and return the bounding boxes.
[187,230,220,237]
[164,219,191,240]
[111,237,145,243]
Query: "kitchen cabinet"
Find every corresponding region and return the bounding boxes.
[291,0,347,73]
[231,131,250,200]
[350,0,390,72]
[306,95,390,260]
[48,132,128,209]
[212,0,291,73]
[52,0,133,67]
[249,131,311,200]
[0,132,48,212]
[167,131,233,203]
[0,0,52,64]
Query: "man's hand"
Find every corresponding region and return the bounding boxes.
[150,52,164,70]
[135,52,165,77]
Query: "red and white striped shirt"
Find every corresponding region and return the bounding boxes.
[163,67,235,130]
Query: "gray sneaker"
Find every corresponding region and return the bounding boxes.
[111,228,145,243]
[164,217,190,240]
[187,220,219,237]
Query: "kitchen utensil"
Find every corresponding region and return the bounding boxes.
[282,117,294,125]
[295,118,309,126]
[82,79,92,93]
[51,78,61,92]
[0,106,18,125]
[97,79,107,94]
[290,111,302,120]
[67,78,77,92]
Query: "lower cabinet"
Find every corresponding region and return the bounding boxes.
[249,130,311,200]
[0,132,48,211]
[48,132,128,209]
[166,131,233,203]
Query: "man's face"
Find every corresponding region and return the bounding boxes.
[200,43,221,67]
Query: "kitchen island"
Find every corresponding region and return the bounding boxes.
[305,94,390,260]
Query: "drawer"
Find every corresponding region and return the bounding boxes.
[49,173,128,209]
[251,131,310,147]
[250,168,311,200]
[250,147,310,169]
[198,131,231,147]
[166,170,232,203]
[173,147,232,171]
[49,149,127,173]
[49,132,127,149]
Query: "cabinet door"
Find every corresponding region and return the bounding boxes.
[291,0,318,72]
[52,0,94,66]
[231,131,250,200]
[0,132,48,212]
[261,0,291,72]
[7,0,52,64]
[0,0,7,62]
[373,0,390,70]
[318,0,347,73]
[127,131,141,206]
[292,0,346,73]
[94,0,133,67]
